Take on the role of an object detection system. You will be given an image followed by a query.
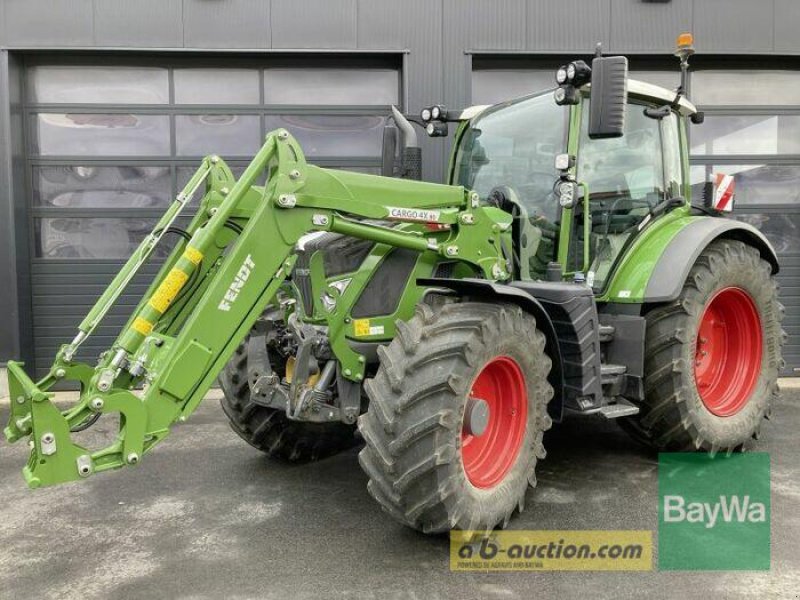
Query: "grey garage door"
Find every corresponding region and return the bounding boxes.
[471,58,800,375]
[24,54,401,378]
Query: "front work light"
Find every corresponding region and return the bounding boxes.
[425,121,448,137]
[431,105,446,120]
[554,85,579,106]
[556,66,568,85]
[565,60,592,86]
[420,107,432,122]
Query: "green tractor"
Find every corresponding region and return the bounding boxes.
[4,38,784,534]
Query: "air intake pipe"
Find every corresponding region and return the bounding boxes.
[391,106,422,181]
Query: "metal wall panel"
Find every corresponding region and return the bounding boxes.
[30,262,161,377]
[0,52,19,360]
[609,0,691,52]
[446,0,527,51]
[183,0,271,49]
[271,0,357,49]
[694,0,775,53]
[0,52,33,364]
[0,1,5,47]
[773,0,800,54]
[357,0,445,182]
[4,0,94,47]
[527,0,611,51]
[94,0,184,48]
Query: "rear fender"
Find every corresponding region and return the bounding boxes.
[603,214,779,304]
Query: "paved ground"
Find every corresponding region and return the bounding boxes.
[1,374,798,600]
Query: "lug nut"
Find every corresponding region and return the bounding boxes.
[90,397,104,411]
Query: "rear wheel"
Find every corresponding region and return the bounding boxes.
[619,239,784,452]
[358,302,553,533]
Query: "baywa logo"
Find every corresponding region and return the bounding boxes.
[663,494,767,529]
[658,453,770,571]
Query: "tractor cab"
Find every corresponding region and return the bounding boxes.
[448,62,698,292]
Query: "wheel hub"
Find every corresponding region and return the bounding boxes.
[693,287,763,417]
[463,397,490,436]
[460,356,527,489]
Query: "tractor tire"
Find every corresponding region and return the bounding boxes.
[358,302,553,533]
[219,336,359,462]
[619,239,784,453]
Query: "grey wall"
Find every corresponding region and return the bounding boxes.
[1,0,800,361]
[0,51,32,364]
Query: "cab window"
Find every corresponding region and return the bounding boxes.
[577,101,671,289]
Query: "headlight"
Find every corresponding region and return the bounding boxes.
[554,87,566,103]
[555,66,568,85]
[431,105,442,120]
[421,107,432,122]
[566,63,576,81]
[557,181,578,208]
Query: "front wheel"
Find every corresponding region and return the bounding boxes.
[619,239,784,453]
[358,302,553,533]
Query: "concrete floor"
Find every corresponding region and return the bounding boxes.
[1,376,798,600]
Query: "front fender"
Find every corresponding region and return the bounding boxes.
[418,277,565,422]
[602,212,779,304]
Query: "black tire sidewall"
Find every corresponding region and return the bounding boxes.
[677,246,778,446]
[442,309,552,525]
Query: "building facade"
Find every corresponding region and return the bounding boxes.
[1,0,799,376]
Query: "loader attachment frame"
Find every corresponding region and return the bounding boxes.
[4,129,513,488]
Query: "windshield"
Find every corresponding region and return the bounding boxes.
[454,92,567,222]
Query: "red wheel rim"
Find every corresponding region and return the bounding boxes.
[461,356,527,489]
[693,287,763,417]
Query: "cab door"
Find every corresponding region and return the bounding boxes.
[568,98,684,290]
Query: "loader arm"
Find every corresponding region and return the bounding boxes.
[4,129,512,489]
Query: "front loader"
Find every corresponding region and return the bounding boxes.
[5,36,784,533]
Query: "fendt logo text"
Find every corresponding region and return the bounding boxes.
[218,255,256,312]
[662,495,767,529]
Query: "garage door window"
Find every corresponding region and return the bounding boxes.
[26,59,400,260]
[689,66,800,374]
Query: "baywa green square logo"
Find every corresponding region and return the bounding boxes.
[658,452,770,571]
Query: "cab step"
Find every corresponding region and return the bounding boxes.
[600,363,626,385]
[598,324,616,343]
[598,398,640,419]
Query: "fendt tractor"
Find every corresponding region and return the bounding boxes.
[4,34,784,533]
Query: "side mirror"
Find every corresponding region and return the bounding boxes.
[588,56,628,139]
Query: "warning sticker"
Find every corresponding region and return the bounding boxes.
[149,268,189,313]
[353,319,371,337]
[183,246,204,266]
[353,319,385,337]
[132,317,154,336]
